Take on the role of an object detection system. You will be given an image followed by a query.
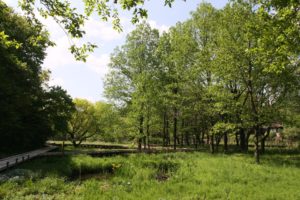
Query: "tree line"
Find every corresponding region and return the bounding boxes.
[104,1,300,163]
[1,0,299,164]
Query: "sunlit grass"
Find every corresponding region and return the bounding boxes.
[0,151,299,200]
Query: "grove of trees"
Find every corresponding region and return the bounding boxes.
[104,1,300,163]
[0,0,299,165]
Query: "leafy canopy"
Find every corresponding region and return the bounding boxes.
[17,0,182,61]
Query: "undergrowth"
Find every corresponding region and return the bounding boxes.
[0,151,299,200]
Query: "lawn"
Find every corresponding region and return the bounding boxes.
[0,151,299,200]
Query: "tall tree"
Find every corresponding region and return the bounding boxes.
[0,1,56,151]
[105,22,159,150]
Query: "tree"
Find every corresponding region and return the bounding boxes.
[188,2,220,151]
[43,86,75,136]
[67,99,98,146]
[0,1,56,152]
[93,101,125,142]
[105,22,160,150]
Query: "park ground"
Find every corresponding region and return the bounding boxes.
[0,148,299,200]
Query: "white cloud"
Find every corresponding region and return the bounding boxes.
[148,20,170,34]
[40,16,123,72]
[43,34,110,78]
[84,18,125,41]
[120,18,170,35]
[43,36,76,69]
[86,54,110,78]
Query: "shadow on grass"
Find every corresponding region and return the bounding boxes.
[9,154,125,182]
[14,156,74,178]
[260,148,300,168]
[263,148,300,156]
[193,144,300,168]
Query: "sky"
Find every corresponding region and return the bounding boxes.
[3,0,228,102]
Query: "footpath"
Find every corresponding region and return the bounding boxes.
[0,146,57,172]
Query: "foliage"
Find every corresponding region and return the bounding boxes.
[0,1,72,152]
[66,99,129,145]
[93,101,128,142]
[44,86,75,136]
[104,0,300,162]
[105,22,160,149]
[67,99,97,146]
[15,0,179,60]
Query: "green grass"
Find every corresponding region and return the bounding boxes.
[0,151,299,200]
[59,145,135,153]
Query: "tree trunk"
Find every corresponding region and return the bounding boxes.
[195,131,200,149]
[246,130,251,152]
[254,126,260,164]
[194,137,197,149]
[166,118,170,146]
[163,112,166,146]
[261,127,270,154]
[176,136,180,147]
[224,132,228,153]
[235,132,239,147]
[193,126,200,148]
[62,133,66,156]
[72,140,79,147]
[62,140,65,156]
[69,132,78,147]
[180,119,184,147]
[138,115,144,151]
[138,138,142,151]
[173,107,177,150]
[239,128,247,152]
[247,55,260,163]
[210,134,215,154]
[261,137,266,154]
[201,131,205,145]
[147,124,150,149]
[215,135,221,152]
[207,133,210,145]
[143,136,146,149]
[185,131,190,146]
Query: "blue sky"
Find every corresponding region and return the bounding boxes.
[3,0,228,102]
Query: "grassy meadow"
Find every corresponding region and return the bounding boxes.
[0,150,299,200]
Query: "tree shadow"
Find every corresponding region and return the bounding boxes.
[194,144,300,168]
[5,154,125,182]
[260,148,300,168]
[11,155,75,178]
